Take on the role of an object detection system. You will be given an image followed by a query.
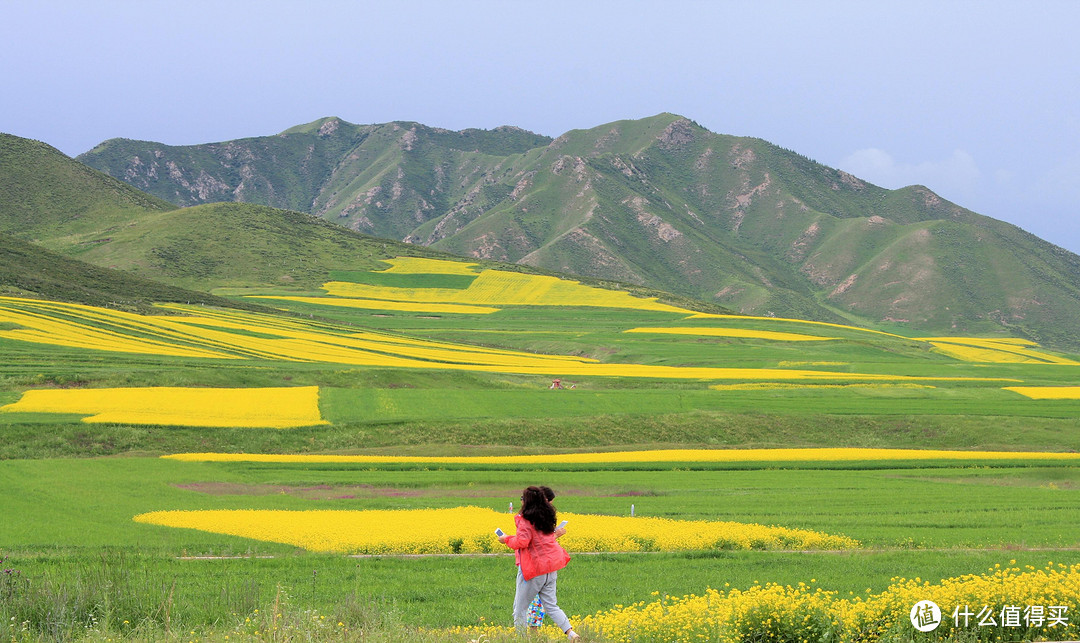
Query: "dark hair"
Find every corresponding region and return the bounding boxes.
[520,485,557,534]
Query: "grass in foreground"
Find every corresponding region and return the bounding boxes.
[3,552,1079,641]
[2,454,1080,640]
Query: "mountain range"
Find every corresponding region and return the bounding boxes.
[0,131,717,315]
[75,113,1080,348]
[4,113,1080,349]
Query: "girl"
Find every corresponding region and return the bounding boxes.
[498,485,579,639]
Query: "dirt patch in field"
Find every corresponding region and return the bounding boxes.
[881,475,1079,490]
[173,483,661,500]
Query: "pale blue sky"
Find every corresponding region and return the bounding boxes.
[3,0,1078,252]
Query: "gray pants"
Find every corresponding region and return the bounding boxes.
[513,568,571,632]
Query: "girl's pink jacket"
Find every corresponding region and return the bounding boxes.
[504,514,571,580]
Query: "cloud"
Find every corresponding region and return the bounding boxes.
[839,148,982,198]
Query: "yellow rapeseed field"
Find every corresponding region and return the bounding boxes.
[1004,386,1080,399]
[0,297,239,359]
[320,268,688,312]
[711,383,935,391]
[777,360,848,366]
[249,295,499,314]
[580,563,1080,643]
[687,313,906,338]
[0,386,327,428]
[162,447,1080,465]
[374,257,480,275]
[1,296,1008,382]
[132,506,857,554]
[920,337,1079,364]
[624,327,837,341]
[928,342,1040,364]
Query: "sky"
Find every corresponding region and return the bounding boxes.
[4,0,1079,252]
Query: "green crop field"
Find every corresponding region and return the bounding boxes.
[2,456,1079,640]
[2,259,1080,641]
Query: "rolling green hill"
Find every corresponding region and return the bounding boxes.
[0,232,260,312]
[0,132,477,292]
[77,115,1080,349]
[0,133,720,317]
[0,134,176,239]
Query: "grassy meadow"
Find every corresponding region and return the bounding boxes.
[4,455,1080,640]
[2,258,1080,641]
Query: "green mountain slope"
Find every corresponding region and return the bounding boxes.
[0,133,447,291]
[77,115,1080,348]
[79,118,552,241]
[1,133,716,317]
[57,201,448,291]
[0,233,256,312]
[0,134,176,240]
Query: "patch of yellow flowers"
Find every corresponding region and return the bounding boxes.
[920,337,1079,365]
[0,297,1007,382]
[250,295,500,314]
[711,383,935,391]
[579,563,1080,643]
[624,327,837,341]
[1004,386,1080,400]
[133,506,857,554]
[0,386,327,428]
[0,297,239,359]
[319,266,687,312]
[687,313,905,338]
[162,447,1080,465]
[374,257,481,275]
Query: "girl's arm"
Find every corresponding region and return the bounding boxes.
[500,516,533,549]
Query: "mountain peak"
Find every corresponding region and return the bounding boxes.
[656,116,698,149]
[278,116,353,136]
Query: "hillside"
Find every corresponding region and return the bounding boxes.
[0,133,718,318]
[0,134,177,240]
[78,119,552,241]
[0,133,449,290]
[0,233,260,312]
[77,115,1080,349]
[0,134,254,309]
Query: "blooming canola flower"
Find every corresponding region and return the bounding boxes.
[373,257,481,275]
[0,297,1013,382]
[1004,386,1080,399]
[319,268,688,312]
[162,447,1080,465]
[919,337,1079,364]
[625,327,837,341]
[579,563,1080,643]
[133,506,857,554]
[0,386,327,428]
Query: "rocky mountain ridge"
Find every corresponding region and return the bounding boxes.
[74,115,1080,348]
